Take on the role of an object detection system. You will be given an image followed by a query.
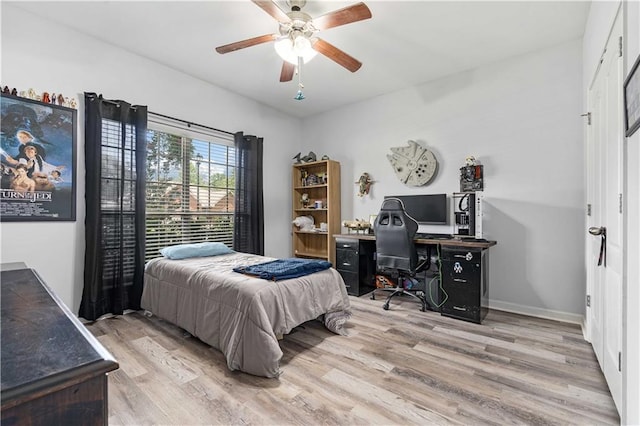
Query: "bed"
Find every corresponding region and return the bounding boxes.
[141,251,351,378]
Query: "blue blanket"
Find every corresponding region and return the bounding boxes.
[233,258,332,281]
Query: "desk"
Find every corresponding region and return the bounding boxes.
[334,234,497,323]
[1,267,119,425]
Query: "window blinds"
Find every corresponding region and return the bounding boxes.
[145,113,235,261]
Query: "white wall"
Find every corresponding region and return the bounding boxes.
[302,39,585,319]
[0,4,298,312]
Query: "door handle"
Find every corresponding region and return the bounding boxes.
[588,226,606,266]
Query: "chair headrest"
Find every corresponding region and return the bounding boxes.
[380,197,405,211]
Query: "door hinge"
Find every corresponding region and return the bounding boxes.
[618,352,622,372]
[587,204,591,216]
[581,112,591,125]
[619,193,623,214]
[586,295,591,307]
[619,36,623,57]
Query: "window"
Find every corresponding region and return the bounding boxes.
[145,116,235,261]
[101,118,138,280]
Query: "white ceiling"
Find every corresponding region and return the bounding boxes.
[9,1,590,118]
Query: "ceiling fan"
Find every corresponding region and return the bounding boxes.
[215,0,372,83]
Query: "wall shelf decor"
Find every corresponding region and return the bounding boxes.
[387,140,438,186]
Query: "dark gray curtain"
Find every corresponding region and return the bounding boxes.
[79,93,147,321]
[234,132,264,255]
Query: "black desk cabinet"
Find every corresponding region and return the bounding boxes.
[1,268,119,426]
[440,247,489,324]
[333,234,496,323]
[335,237,375,296]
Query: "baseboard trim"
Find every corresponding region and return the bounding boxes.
[488,299,584,326]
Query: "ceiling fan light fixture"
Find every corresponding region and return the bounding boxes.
[274,35,317,65]
[293,35,311,55]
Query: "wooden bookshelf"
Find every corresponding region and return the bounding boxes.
[292,160,341,266]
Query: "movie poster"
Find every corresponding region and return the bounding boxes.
[0,93,76,221]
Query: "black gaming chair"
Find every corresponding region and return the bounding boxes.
[372,198,429,311]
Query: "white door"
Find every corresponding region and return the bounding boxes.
[586,10,623,412]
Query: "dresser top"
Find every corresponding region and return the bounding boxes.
[1,269,118,405]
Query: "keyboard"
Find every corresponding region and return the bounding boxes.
[415,233,452,240]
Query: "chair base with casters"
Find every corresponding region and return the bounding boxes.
[370,258,430,311]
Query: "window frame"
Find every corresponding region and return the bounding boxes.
[144,115,235,261]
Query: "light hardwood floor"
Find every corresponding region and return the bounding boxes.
[87,294,620,425]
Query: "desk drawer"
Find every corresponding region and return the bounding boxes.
[441,267,480,292]
[441,247,481,263]
[336,270,358,294]
[441,303,482,323]
[442,278,480,304]
[335,238,359,251]
[336,249,358,272]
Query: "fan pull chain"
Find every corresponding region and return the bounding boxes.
[294,56,305,101]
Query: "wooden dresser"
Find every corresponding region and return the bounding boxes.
[1,266,118,425]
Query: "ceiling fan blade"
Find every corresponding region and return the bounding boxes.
[313,2,372,31]
[312,38,362,73]
[280,62,295,82]
[251,0,291,23]
[215,34,277,54]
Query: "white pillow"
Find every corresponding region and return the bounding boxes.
[160,242,233,260]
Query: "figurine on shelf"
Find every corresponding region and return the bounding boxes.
[459,155,483,192]
[51,93,56,104]
[2,86,10,94]
[69,98,77,109]
[300,169,308,186]
[300,193,310,207]
[293,151,318,163]
[342,219,371,234]
[10,88,17,96]
[293,215,315,231]
[57,94,65,105]
[42,92,51,103]
[306,173,318,185]
[300,151,316,163]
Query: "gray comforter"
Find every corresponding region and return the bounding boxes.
[141,252,351,378]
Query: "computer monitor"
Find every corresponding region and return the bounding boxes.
[384,193,448,225]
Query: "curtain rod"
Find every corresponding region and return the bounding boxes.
[148,111,234,136]
[88,96,234,137]
[88,95,140,109]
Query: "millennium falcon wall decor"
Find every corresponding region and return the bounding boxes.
[386,140,438,186]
